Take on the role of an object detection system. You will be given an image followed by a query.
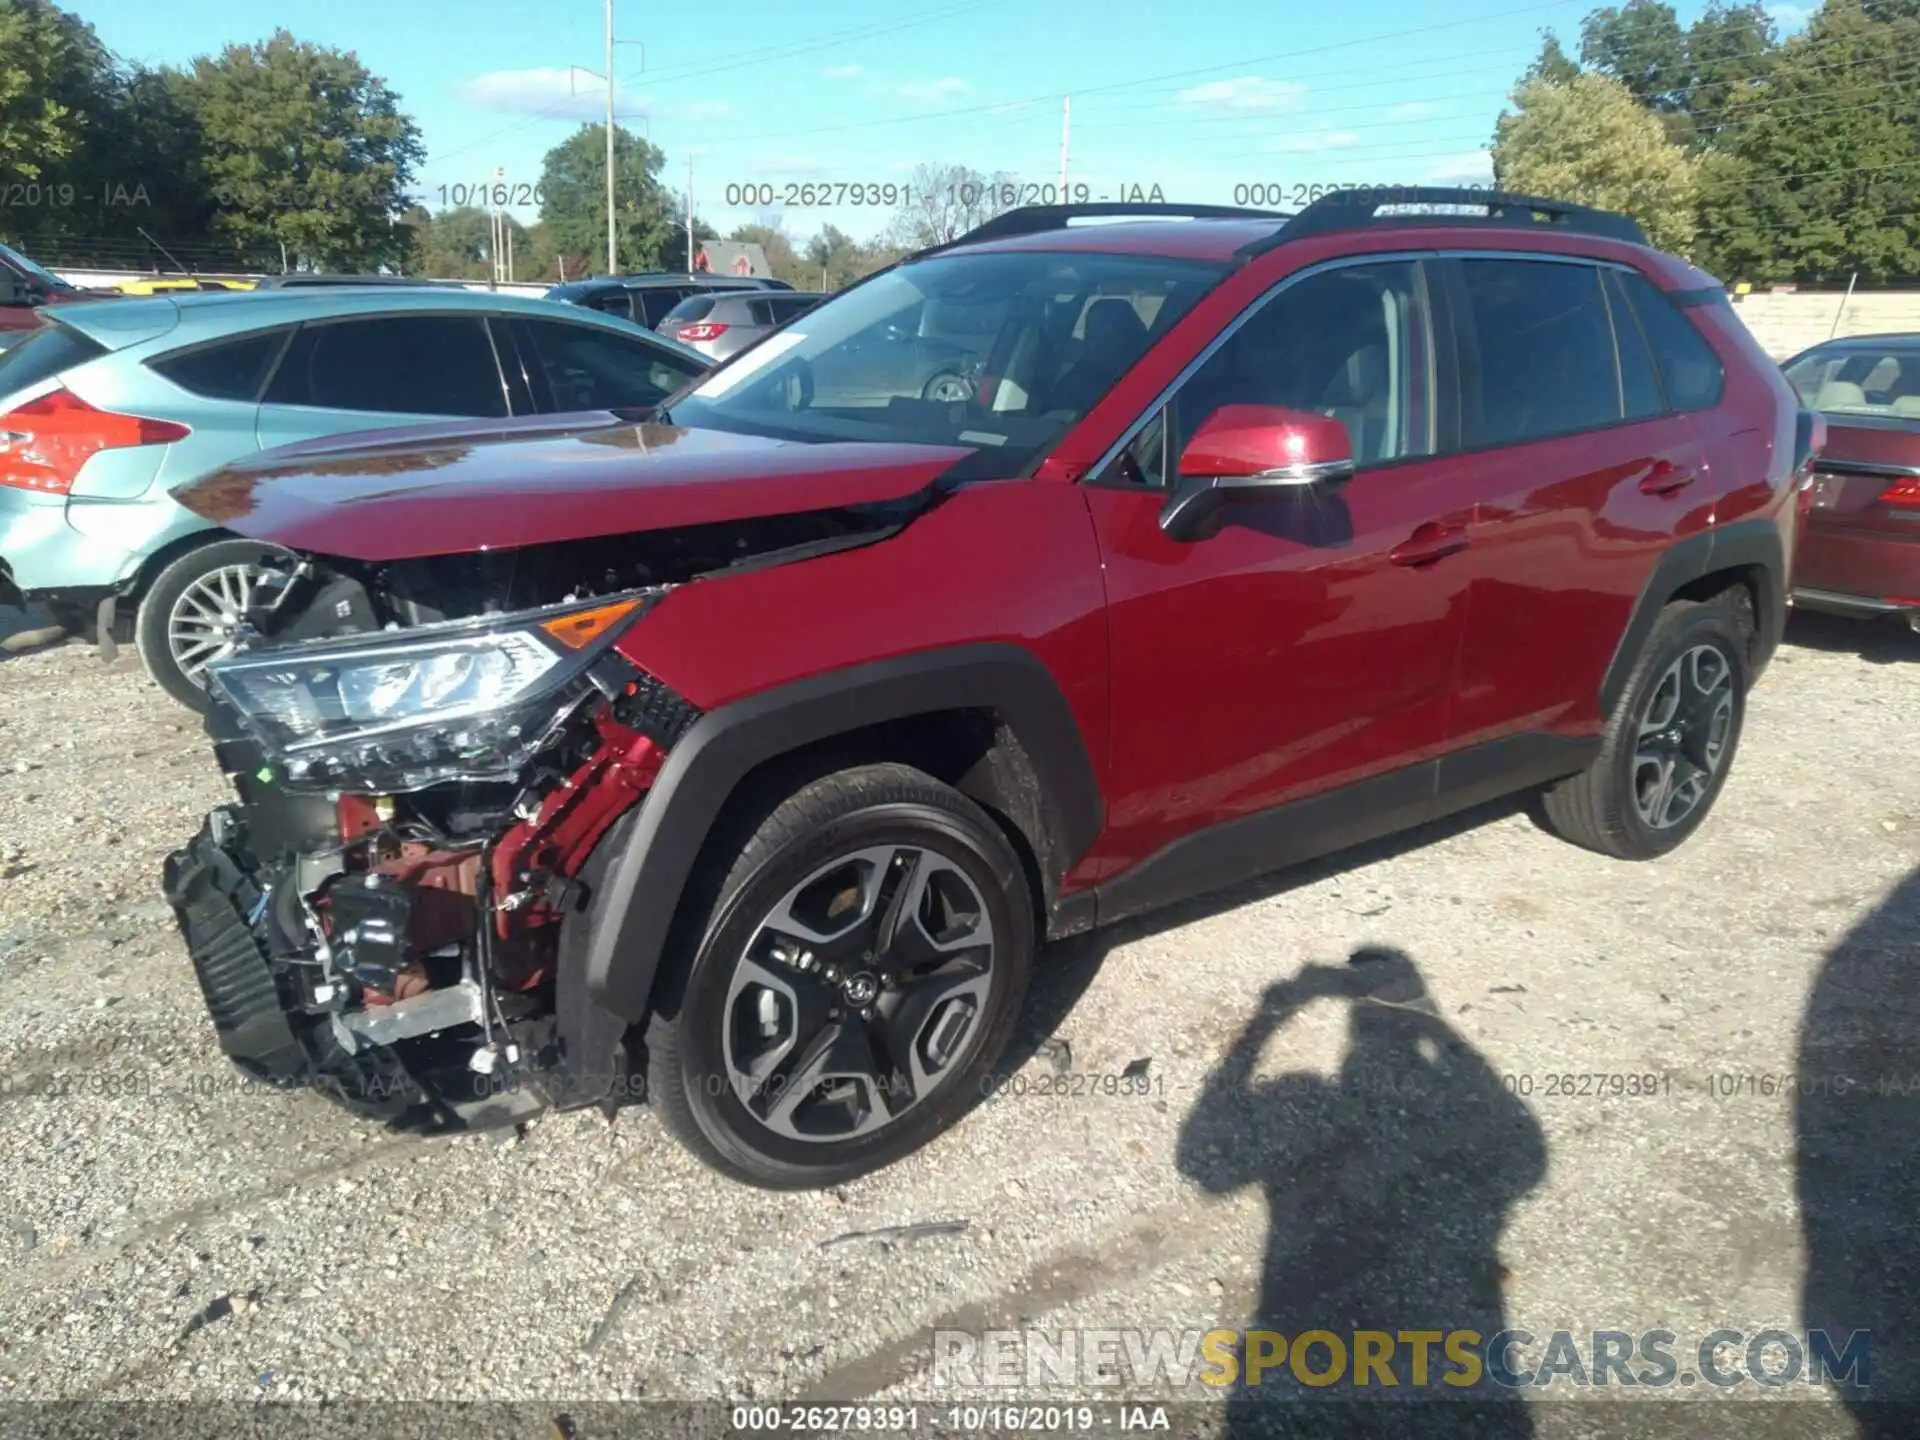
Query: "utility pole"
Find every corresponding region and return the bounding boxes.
[1058,95,1070,201]
[605,0,617,275]
[686,153,695,274]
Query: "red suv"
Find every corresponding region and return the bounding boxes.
[163,191,1811,1187]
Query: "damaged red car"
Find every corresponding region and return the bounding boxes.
[163,192,1810,1187]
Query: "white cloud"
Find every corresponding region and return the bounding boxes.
[1389,101,1440,120]
[454,68,609,121]
[1265,130,1360,154]
[883,75,971,104]
[1175,76,1308,113]
[821,63,864,79]
[1425,150,1495,184]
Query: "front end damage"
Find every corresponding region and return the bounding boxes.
[159,507,906,1129]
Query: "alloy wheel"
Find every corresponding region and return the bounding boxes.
[1632,643,1736,830]
[721,843,995,1142]
[167,562,265,687]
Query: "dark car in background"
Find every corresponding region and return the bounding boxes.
[548,273,792,331]
[1782,333,1920,632]
[658,290,826,361]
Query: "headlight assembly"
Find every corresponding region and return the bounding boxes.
[205,592,658,793]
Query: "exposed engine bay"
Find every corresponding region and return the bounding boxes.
[161,499,923,1129]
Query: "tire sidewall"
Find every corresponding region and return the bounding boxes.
[134,539,288,711]
[1608,604,1750,856]
[672,798,1034,1183]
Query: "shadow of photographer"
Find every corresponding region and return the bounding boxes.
[1176,946,1546,1439]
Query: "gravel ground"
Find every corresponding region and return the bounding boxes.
[0,603,1916,1434]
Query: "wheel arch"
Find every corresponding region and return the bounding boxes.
[1599,518,1785,716]
[581,643,1103,1024]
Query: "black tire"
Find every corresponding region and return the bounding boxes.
[644,762,1034,1188]
[1538,595,1750,859]
[134,539,288,712]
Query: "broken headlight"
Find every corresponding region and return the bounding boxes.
[205,593,655,793]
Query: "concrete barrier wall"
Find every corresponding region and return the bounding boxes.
[1726,291,1920,359]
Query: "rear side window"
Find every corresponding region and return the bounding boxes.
[1603,272,1665,421]
[772,296,822,321]
[664,296,716,326]
[746,298,777,326]
[1460,259,1621,446]
[590,292,637,323]
[1616,271,1724,411]
[0,324,107,400]
[515,319,703,411]
[265,316,507,417]
[151,331,287,402]
[635,289,696,328]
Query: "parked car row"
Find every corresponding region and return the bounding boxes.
[140,190,1845,1190]
[1,281,714,703]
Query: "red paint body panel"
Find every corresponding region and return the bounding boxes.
[1796,420,1920,603]
[205,215,1796,915]
[170,420,974,561]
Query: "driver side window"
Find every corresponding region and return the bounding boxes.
[1106,260,1435,488]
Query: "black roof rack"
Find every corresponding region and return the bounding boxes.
[1238,187,1647,257]
[914,202,1291,259]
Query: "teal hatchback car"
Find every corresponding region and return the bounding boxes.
[0,287,707,706]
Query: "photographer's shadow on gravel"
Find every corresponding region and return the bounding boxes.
[1177,947,1545,1440]
[1799,864,1920,1437]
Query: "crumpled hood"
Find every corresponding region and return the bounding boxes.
[171,417,977,561]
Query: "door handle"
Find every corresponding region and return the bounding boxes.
[1390,524,1469,567]
[1639,460,1695,496]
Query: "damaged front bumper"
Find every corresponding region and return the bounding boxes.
[162,636,703,1132]
[162,807,551,1129]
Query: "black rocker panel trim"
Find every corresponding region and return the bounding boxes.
[583,644,1104,1021]
[1092,732,1597,928]
[1598,517,1786,717]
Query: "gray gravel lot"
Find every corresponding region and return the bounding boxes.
[0,603,1916,1434]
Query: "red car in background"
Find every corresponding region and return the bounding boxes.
[0,240,112,347]
[1783,333,1920,633]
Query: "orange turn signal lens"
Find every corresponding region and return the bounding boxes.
[540,597,643,650]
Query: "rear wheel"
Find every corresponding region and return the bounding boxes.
[134,539,289,711]
[645,762,1034,1188]
[1538,595,1749,859]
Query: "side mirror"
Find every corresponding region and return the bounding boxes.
[1159,404,1357,542]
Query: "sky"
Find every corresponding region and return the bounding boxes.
[78,0,1812,256]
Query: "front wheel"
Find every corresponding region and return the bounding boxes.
[1538,594,1750,859]
[645,762,1034,1188]
[134,539,289,711]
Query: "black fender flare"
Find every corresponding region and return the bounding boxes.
[1599,517,1786,716]
[582,643,1104,1022]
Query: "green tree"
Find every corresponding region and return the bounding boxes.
[537,123,677,274]
[1693,0,1919,283]
[1580,0,1691,109]
[1522,29,1583,85]
[181,30,423,272]
[0,0,105,186]
[1684,3,1778,143]
[887,163,1014,250]
[1493,71,1702,252]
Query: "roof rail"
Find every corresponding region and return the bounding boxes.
[913,202,1291,259]
[1238,187,1647,257]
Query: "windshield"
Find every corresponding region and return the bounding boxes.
[1784,341,1920,420]
[664,248,1229,477]
[0,240,67,290]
